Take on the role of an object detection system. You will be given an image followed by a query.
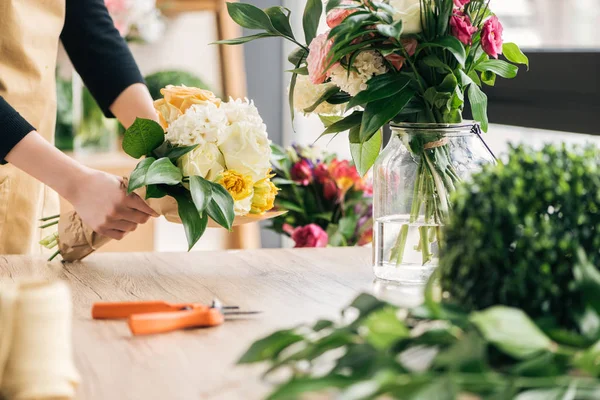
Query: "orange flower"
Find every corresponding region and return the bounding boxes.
[328,159,361,195]
[153,85,221,128]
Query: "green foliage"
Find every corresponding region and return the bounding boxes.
[440,144,600,331]
[144,70,211,100]
[122,118,165,159]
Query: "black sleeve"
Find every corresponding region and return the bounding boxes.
[0,96,36,164]
[60,0,145,118]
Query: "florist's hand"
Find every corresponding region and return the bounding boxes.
[68,170,159,240]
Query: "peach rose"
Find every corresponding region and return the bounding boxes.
[153,85,221,128]
[307,32,335,85]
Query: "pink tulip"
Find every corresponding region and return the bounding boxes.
[307,32,335,85]
[481,16,504,59]
[450,12,478,45]
[291,224,329,248]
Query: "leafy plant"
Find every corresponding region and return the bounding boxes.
[123,118,234,250]
[440,144,600,332]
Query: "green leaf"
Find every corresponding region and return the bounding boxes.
[238,329,304,364]
[360,87,415,141]
[346,74,411,110]
[303,86,340,113]
[470,306,553,359]
[422,36,467,67]
[286,67,309,75]
[376,19,403,41]
[573,339,600,376]
[206,181,235,231]
[350,127,382,176]
[302,0,323,44]
[481,70,496,86]
[503,42,529,70]
[319,115,344,128]
[411,377,456,400]
[363,307,409,349]
[145,157,182,186]
[288,47,308,65]
[226,2,275,32]
[321,111,363,135]
[313,319,334,331]
[166,145,198,163]
[145,184,167,200]
[513,387,576,400]
[265,6,294,38]
[468,80,489,132]
[476,59,519,79]
[275,199,304,213]
[574,248,600,315]
[173,191,208,250]
[338,215,359,239]
[122,118,165,159]
[128,157,155,194]
[326,0,342,13]
[346,293,388,318]
[423,54,452,72]
[213,32,278,45]
[189,176,213,213]
[267,375,354,400]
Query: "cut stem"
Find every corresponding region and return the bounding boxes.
[39,220,59,229]
[39,214,60,222]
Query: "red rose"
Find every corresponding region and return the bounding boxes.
[450,12,478,45]
[313,163,330,184]
[481,16,504,59]
[291,159,313,186]
[291,224,329,248]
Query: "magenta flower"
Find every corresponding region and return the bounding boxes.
[290,224,329,248]
[481,16,504,59]
[453,0,470,8]
[291,159,313,186]
[450,12,478,45]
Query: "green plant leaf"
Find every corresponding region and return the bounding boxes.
[265,6,294,38]
[376,19,403,41]
[360,87,415,141]
[350,127,382,176]
[122,118,165,159]
[363,307,409,349]
[173,191,208,250]
[503,42,529,70]
[573,339,600,376]
[288,47,308,65]
[128,157,155,194]
[144,157,182,186]
[346,293,388,318]
[238,329,304,364]
[302,0,323,44]
[275,199,305,213]
[476,59,519,79]
[226,2,275,32]
[481,70,496,86]
[286,67,309,75]
[513,387,577,400]
[206,181,235,231]
[167,145,198,163]
[213,32,278,45]
[189,176,213,213]
[423,54,453,72]
[421,36,467,67]
[303,86,340,113]
[468,81,489,132]
[267,375,354,400]
[574,248,600,315]
[320,111,363,136]
[326,0,342,13]
[319,115,344,128]
[145,184,167,200]
[346,74,411,110]
[470,306,553,359]
[411,377,456,400]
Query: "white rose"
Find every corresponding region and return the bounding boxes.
[389,0,422,34]
[165,102,226,146]
[293,75,344,115]
[178,142,226,181]
[219,98,263,125]
[234,194,253,216]
[218,122,271,182]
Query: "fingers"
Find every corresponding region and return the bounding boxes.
[98,229,129,241]
[126,193,159,217]
[109,220,138,233]
[117,207,151,224]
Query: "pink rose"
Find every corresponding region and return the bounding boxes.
[326,0,356,28]
[307,33,335,85]
[450,12,477,45]
[323,179,339,201]
[291,224,329,248]
[384,38,417,71]
[291,159,313,186]
[481,16,504,59]
[453,0,470,7]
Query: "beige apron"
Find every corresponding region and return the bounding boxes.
[0,0,65,254]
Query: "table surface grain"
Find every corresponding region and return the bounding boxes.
[0,248,423,400]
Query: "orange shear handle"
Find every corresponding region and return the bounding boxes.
[92,301,190,319]
[128,308,225,336]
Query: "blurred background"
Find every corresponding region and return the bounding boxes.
[55,0,600,252]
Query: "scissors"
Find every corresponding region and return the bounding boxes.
[92,299,260,336]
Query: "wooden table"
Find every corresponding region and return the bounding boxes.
[0,248,424,399]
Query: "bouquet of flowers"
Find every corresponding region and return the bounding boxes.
[218,0,528,264]
[41,86,281,261]
[270,144,372,248]
[105,0,165,43]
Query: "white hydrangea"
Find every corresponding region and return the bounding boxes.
[219,97,264,125]
[329,51,388,96]
[165,102,226,146]
[293,75,344,115]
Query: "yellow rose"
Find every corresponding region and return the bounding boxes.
[154,85,221,128]
[251,177,278,214]
[217,170,254,201]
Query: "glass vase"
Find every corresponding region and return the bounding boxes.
[373,122,495,284]
[72,73,117,154]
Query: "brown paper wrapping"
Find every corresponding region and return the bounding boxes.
[57,182,285,262]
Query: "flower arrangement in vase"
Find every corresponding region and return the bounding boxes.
[269,144,373,248]
[218,0,529,283]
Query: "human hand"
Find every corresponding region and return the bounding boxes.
[67,169,159,240]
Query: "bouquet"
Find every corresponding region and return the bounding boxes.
[269,144,372,247]
[41,86,281,261]
[105,0,165,43]
[218,0,529,263]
